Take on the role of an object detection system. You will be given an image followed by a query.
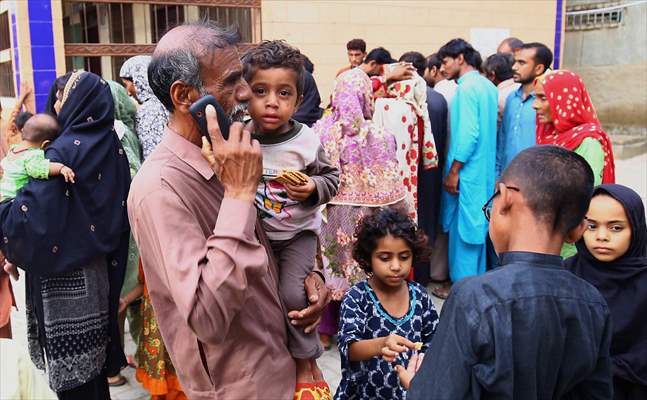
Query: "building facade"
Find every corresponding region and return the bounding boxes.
[2,0,562,113]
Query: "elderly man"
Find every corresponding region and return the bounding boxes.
[128,21,329,399]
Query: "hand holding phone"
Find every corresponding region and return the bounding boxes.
[189,94,231,142]
[200,104,262,204]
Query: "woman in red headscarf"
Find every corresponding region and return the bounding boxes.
[533,69,616,258]
[534,70,615,184]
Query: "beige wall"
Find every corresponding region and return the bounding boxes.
[261,0,558,100]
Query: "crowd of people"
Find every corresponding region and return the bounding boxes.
[0,19,645,400]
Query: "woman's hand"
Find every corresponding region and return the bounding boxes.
[385,62,416,83]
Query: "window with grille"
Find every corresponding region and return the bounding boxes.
[0,61,15,97]
[0,11,11,51]
[566,8,624,31]
[199,6,253,43]
[0,11,15,97]
[62,1,260,81]
[151,4,184,43]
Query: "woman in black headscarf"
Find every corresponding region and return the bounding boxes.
[0,71,130,399]
[565,184,647,400]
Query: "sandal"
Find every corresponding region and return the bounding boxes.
[107,374,127,387]
[293,383,320,400]
[314,381,333,400]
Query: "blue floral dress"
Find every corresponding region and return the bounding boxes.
[335,280,439,399]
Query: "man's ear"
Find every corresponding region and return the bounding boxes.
[534,63,546,77]
[564,219,587,244]
[457,54,465,66]
[170,81,198,114]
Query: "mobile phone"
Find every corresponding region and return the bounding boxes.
[188,94,230,142]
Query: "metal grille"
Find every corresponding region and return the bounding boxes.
[199,6,253,43]
[566,6,624,30]
[0,11,10,51]
[0,61,15,97]
[151,4,184,43]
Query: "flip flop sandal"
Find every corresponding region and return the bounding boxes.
[293,383,320,400]
[314,381,333,400]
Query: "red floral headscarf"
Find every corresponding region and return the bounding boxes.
[536,70,615,183]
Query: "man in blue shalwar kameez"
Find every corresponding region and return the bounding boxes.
[437,39,498,294]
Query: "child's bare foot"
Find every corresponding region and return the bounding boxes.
[310,359,324,381]
[295,358,314,383]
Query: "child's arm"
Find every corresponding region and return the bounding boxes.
[118,283,144,314]
[285,146,339,206]
[48,162,75,183]
[349,333,417,363]
[420,291,440,352]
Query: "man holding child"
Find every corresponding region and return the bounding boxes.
[127,21,329,399]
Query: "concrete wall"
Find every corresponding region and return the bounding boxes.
[563,2,647,130]
[261,0,558,99]
[563,2,647,67]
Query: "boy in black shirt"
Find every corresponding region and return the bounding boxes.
[401,146,613,399]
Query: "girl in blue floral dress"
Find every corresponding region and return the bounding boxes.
[335,208,439,399]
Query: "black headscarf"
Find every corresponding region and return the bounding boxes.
[565,184,647,386]
[0,71,130,375]
[293,70,323,127]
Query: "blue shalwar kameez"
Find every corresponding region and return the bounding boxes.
[440,71,498,282]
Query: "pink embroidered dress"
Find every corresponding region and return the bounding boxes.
[314,67,407,288]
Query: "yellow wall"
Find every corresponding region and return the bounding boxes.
[261,0,557,99]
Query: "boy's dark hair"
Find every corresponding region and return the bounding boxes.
[426,53,442,71]
[242,40,305,97]
[352,208,430,273]
[500,37,524,52]
[15,111,34,131]
[438,38,482,69]
[519,42,553,72]
[21,113,60,143]
[364,47,393,65]
[484,53,514,82]
[346,38,366,53]
[501,145,594,235]
[399,51,426,77]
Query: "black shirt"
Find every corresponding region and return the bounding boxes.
[409,251,613,400]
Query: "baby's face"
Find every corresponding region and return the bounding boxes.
[583,194,632,262]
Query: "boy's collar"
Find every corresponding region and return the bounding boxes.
[252,119,303,145]
[498,251,563,268]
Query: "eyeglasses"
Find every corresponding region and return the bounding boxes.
[482,185,521,221]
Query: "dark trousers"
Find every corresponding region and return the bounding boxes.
[57,371,110,400]
[271,230,323,360]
